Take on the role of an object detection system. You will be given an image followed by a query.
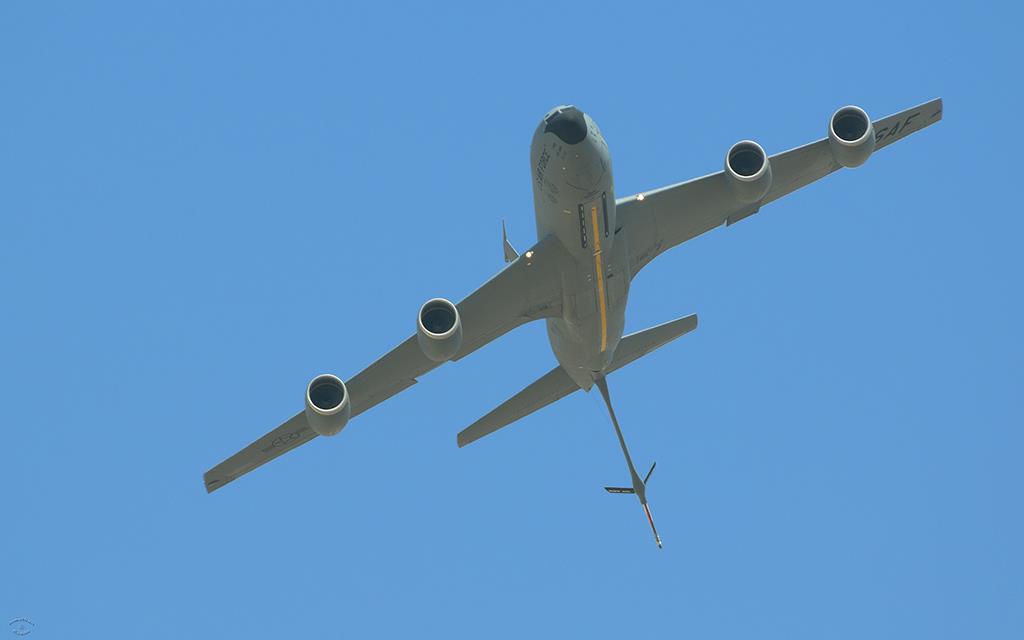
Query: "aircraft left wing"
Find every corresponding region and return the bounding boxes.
[345,232,571,417]
[619,98,943,276]
[204,233,572,492]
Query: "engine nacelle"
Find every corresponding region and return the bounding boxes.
[828,105,875,168]
[724,140,772,203]
[416,298,463,362]
[304,374,351,436]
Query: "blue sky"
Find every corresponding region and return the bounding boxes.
[2,2,1020,638]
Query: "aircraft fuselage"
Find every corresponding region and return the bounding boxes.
[530,106,628,390]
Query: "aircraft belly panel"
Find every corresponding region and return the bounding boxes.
[530,107,625,385]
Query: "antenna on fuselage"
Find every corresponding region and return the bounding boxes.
[502,220,519,263]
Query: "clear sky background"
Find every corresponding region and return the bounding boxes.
[2,2,1020,638]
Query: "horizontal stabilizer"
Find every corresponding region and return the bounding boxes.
[607,314,698,374]
[456,313,698,447]
[457,366,576,447]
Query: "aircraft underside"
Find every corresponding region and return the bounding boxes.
[203,98,944,548]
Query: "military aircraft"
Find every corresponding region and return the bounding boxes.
[205,99,943,547]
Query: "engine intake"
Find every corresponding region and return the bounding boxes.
[417,298,463,362]
[828,105,875,168]
[304,374,351,436]
[725,140,772,203]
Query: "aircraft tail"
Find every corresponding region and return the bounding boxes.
[456,314,697,447]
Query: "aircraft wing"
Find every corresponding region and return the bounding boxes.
[345,232,571,416]
[618,98,943,276]
[203,233,572,493]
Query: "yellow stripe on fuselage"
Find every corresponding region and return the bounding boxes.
[590,205,608,352]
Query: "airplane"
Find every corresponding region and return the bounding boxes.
[204,98,943,547]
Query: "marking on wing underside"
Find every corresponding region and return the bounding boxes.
[591,205,608,352]
[260,426,310,454]
[874,111,924,143]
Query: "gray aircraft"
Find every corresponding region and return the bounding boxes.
[205,99,943,547]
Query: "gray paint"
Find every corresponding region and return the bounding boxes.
[204,99,944,505]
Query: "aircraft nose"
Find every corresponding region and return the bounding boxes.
[544,106,588,145]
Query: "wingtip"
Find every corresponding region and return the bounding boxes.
[203,472,224,494]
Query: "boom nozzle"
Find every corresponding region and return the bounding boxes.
[643,503,663,549]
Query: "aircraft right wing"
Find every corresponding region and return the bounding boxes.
[619,98,943,277]
[204,232,573,493]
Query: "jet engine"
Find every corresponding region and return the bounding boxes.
[828,105,875,168]
[304,373,351,436]
[724,140,772,203]
[417,298,463,362]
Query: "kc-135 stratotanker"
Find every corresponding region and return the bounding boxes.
[205,99,943,547]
